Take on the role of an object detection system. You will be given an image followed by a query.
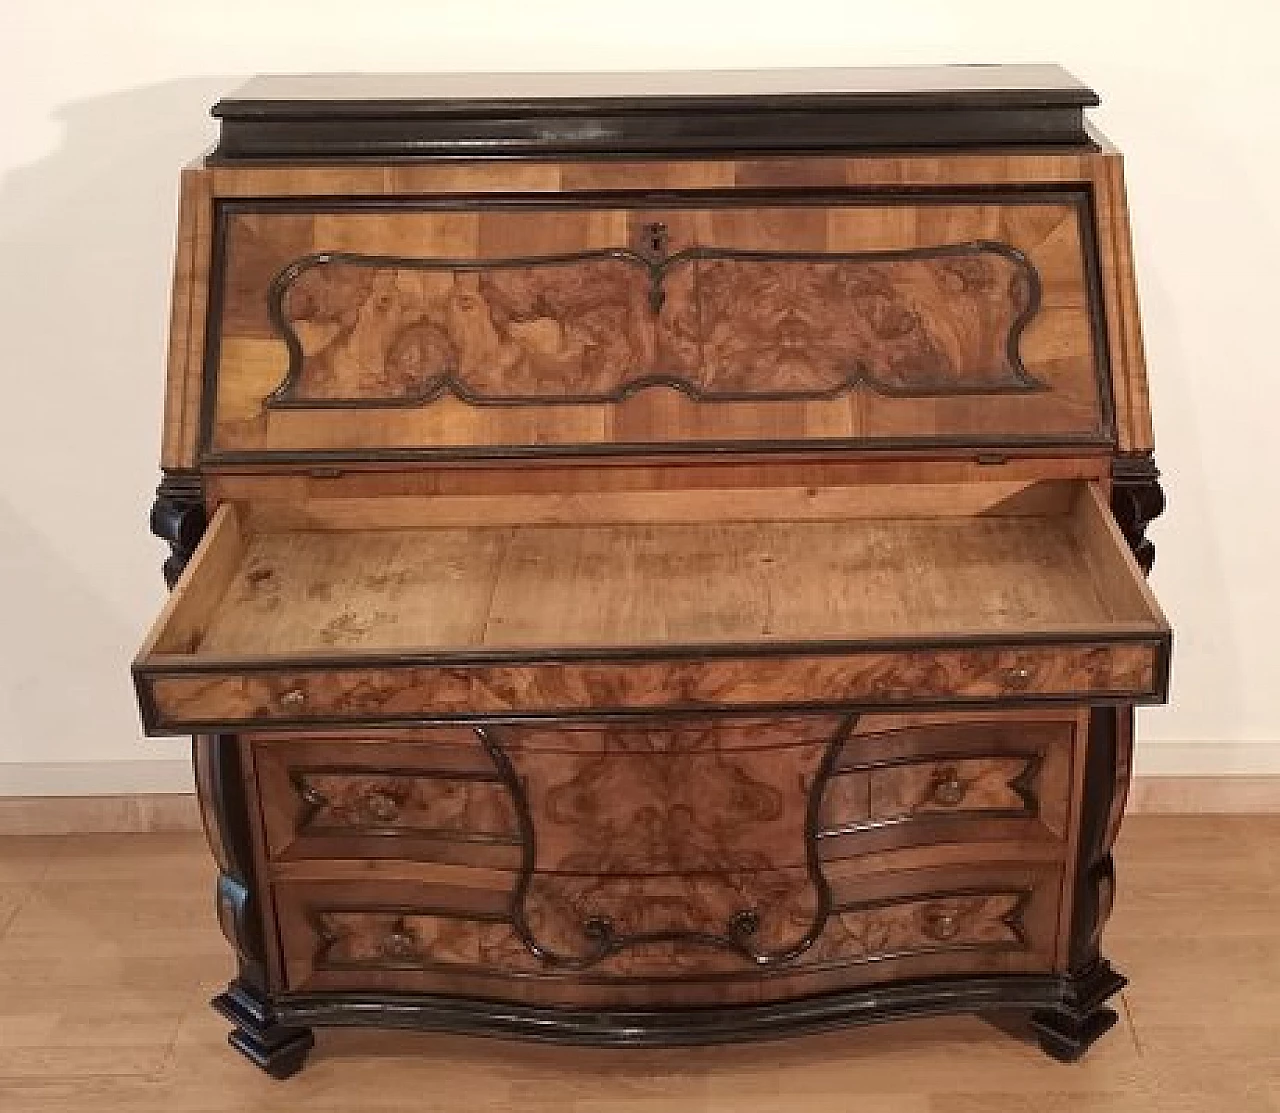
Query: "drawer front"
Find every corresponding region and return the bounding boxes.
[251,731,522,868]
[274,862,1061,1003]
[141,640,1163,732]
[204,192,1111,463]
[817,717,1077,854]
[499,716,842,874]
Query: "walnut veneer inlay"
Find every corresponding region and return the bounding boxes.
[268,242,1040,407]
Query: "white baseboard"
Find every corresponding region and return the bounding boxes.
[0,742,1274,803]
[0,743,1277,799]
[0,759,195,796]
[1132,741,1280,776]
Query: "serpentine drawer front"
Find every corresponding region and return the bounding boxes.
[271,862,1064,1005]
[249,712,1079,870]
[138,67,1169,1072]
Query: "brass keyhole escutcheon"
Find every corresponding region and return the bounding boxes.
[638,221,669,261]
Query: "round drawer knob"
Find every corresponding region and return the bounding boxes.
[278,687,307,709]
[381,928,418,960]
[582,916,615,943]
[930,767,967,807]
[922,907,960,942]
[362,790,400,824]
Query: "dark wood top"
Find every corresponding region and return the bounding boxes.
[209,65,1099,162]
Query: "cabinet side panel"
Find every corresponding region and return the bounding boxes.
[1092,153,1153,454]
[161,166,214,469]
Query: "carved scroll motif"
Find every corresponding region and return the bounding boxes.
[264,241,1045,409]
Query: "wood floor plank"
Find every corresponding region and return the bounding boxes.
[0,820,1273,1107]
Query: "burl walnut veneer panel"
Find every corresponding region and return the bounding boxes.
[273,862,1062,1004]
[253,733,522,868]
[147,642,1159,729]
[204,197,1108,460]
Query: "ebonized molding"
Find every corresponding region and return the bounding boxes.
[1111,454,1165,574]
[213,981,315,1080]
[210,66,1099,162]
[270,970,1107,1049]
[150,471,206,587]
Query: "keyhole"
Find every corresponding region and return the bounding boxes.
[641,222,668,261]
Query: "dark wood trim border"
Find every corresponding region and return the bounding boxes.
[207,962,1122,1076]
[209,67,1099,163]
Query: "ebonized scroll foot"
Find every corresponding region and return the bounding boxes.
[213,982,315,1079]
[1028,961,1126,1063]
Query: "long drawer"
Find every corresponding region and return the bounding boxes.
[247,711,1081,873]
[271,861,1064,1006]
[133,482,1169,734]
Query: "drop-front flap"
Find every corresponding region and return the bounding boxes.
[201,192,1114,463]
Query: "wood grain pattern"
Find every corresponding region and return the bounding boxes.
[519,868,822,969]
[251,732,522,868]
[13,818,1280,1101]
[160,148,1153,469]
[158,509,1163,659]
[207,455,1109,507]
[820,717,1076,844]
[272,862,1060,1000]
[496,717,840,873]
[268,243,1039,406]
[290,772,514,835]
[869,756,1032,817]
[1095,151,1153,453]
[143,642,1161,730]
[206,199,1105,459]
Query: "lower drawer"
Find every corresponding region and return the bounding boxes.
[248,710,1080,875]
[272,861,1062,1006]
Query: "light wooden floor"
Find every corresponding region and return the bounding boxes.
[0,817,1277,1111]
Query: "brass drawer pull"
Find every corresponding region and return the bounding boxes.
[278,687,307,709]
[929,767,967,808]
[380,926,419,961]
[921,906,961,942]
[1002,666,1033,689]
[361,789,400,824]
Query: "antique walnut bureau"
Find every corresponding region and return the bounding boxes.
[132,65,1170,1076]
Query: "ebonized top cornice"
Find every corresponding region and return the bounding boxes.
[209,64,1100,162]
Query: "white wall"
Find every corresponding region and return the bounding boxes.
[1,1,1277,793]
